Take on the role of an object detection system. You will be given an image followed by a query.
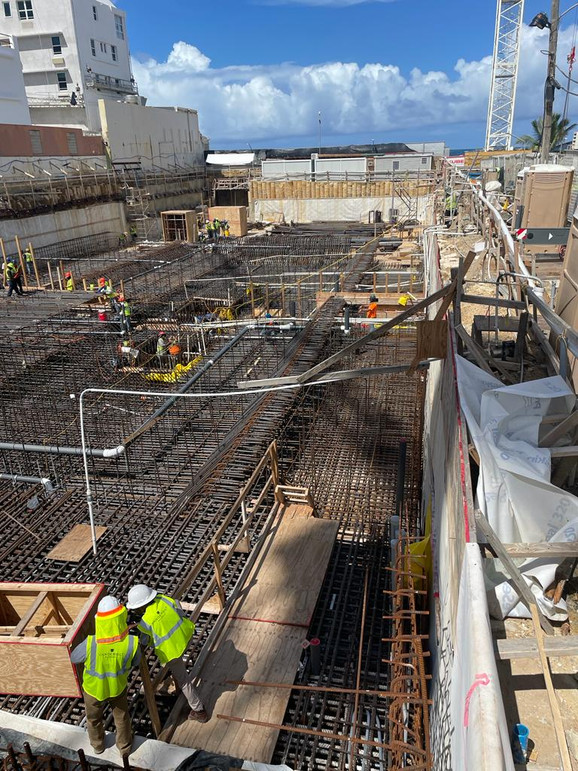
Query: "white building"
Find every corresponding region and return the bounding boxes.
[1,0,135,132]
[0,32,31,124]
[98,99,206,169]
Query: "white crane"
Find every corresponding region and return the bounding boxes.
[485,0,525,150]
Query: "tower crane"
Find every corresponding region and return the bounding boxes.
[485,0,525,150]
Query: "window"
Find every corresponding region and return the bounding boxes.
[57,71,67,90]
[90,38,95,56]
[421,156,428,165]
[99,41,106,53]
[111,44,117,62]
[392,160,400,171]
[29,130,43,154]
[66,132,78,155]
[92,4,97,20]
[51,35,62,54]
[16,0,33,19]
[114,13,124,39]
[3,3,11,17]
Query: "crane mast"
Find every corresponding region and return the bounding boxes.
[485,0,525,150]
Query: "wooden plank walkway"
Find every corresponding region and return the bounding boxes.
[170,507,339,762]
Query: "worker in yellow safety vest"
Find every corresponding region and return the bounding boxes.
[71,596,140,758]
[127,584,208,723]
[398,292,417,308]
[65,271,74,291]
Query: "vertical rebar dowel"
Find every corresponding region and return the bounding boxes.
[395,439,407,520]
[344,305,350,334]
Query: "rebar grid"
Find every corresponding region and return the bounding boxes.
[269,328,429,770]
[0,231,430,768]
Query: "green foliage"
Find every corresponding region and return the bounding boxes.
[516,113,577,151]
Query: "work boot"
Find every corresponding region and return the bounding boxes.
[188,708,209,723]
[91,746,105,755]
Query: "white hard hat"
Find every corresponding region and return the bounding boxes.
[97,595,121,614]
[127,584,157,610]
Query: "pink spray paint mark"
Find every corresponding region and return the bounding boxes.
[463,673,490,727]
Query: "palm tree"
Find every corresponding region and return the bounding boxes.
[517,113,578,151]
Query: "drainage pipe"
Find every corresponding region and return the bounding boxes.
[0,441,124,458]
[0,473,54,492]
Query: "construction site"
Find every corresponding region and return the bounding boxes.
[4,0,578,768]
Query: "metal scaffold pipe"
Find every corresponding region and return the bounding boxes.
[0,441,125,458]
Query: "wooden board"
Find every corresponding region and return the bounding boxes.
[229,515,338,626]
[170,620,306,762]
[0,583,104,697]
[495,635,578,660]
[0,638,79,697]
[46,525,107,562]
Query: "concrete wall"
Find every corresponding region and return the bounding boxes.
[98,100,205,169]
[0,201,126,249]
[0,155,107,175]
[0,35,31,124]
[0,123,104,156]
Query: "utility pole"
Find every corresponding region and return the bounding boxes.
[540,0,560,163]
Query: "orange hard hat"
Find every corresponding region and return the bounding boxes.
[169,344,181,355]
[65,271,72,278]
[98,277,106,286]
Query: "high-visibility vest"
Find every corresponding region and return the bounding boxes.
[66,278,74,291]
[122,302,131,317]
[24,250,33,263]
[157,338,167,355]
[137,594,194,664]
[82,606,138,701]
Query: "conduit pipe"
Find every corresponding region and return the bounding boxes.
[0,473,54,493]
[0,441,125,458]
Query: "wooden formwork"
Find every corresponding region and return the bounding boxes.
[0,582,104,697]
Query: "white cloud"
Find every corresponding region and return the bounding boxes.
[132,25,577,145]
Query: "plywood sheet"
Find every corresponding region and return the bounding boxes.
[46,525,107,562]
[170,620,305,762]
[0,640,80,697]
[230,515,338,626]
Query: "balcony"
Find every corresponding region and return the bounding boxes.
[85,72,138,95]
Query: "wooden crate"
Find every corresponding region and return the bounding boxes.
[0,582,104,697]
[208,206,248,237]
[161,210,197,242]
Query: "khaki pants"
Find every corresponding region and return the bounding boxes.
[83,689,133,755]
[168,657,204,711]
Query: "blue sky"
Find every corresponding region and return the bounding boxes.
[116,0,578,150]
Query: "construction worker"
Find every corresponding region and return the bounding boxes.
[366,293,379,330]
[156,331,169,368]
[6,259,24,298]
[127,584,208,723]
[444,190,457,219]
[130,225,138,243]
[205,220,214,241]
[398,291,416,308]
[65,271,74,291]
[212,218,221,242]
[118,295,132,335]
[222,220,230,238]
[70,596,140,758]
[23,246,34,277]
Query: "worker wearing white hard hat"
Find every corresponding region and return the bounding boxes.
[127,584,208,723]
[71,595,140,758]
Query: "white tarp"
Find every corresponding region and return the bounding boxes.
[206,153,255,165]
[456,356,578,620]
[450,544,515,771]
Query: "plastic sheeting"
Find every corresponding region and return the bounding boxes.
[450,544,515,771]
[456,356,578,620]
[253,197,430,224]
